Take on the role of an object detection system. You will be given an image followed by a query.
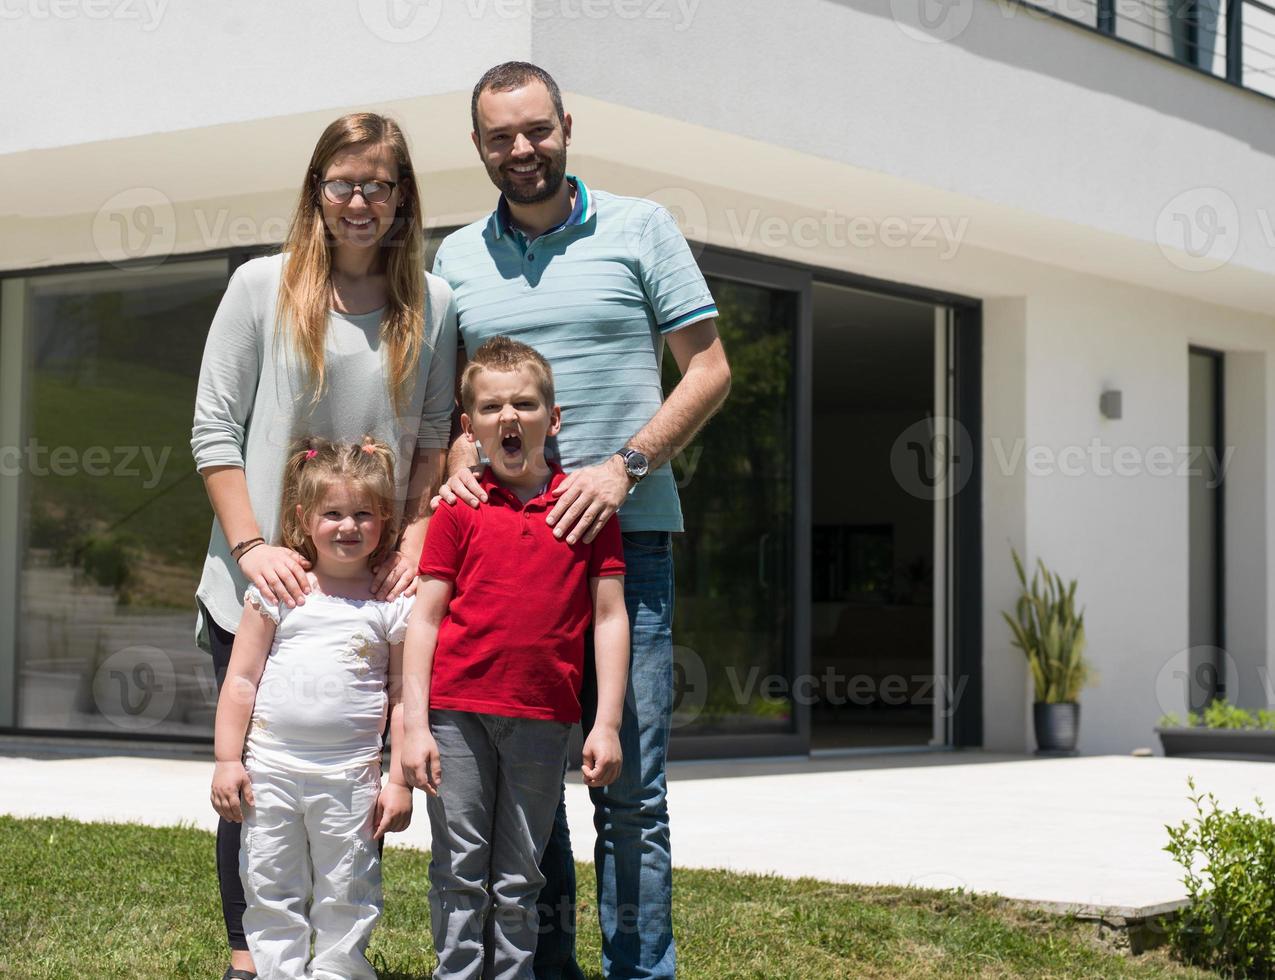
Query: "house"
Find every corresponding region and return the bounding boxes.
[2,0,1273,758]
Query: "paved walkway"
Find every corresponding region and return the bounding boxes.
[2,741,1272,916]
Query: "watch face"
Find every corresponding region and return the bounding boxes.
[627,451,649,478]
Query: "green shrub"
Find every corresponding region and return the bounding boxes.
[78,534,132,589]
[1163,701,1275,732]
[1203,700,1260,731]
[1164,777,1275,978]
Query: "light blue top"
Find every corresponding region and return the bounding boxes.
[432,175,717,532]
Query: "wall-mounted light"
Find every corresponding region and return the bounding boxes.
[1099,390,1122,420]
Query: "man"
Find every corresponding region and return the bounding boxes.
[426,61,730,980]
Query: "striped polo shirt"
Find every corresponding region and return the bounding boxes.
[433,175,718,532]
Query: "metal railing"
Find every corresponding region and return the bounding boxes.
[1029,0,1275,98]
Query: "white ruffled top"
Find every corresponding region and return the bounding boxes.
[242,584,414,774]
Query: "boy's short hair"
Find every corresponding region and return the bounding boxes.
[460,336,555,414]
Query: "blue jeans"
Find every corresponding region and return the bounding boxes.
[534,530,675,980]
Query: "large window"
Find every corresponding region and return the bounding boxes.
[664,277,798,738]
[4,258,229,736]
[0,241,800,748]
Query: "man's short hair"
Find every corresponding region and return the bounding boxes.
[471,61,565,137]
[460,336,556,413]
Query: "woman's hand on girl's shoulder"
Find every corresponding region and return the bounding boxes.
[238,544,312,608]
[371,550,417,601]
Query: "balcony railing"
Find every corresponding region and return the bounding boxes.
[1026,0,1275,98]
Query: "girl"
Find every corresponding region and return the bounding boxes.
[192,112,456,979]
[211,437,414,980]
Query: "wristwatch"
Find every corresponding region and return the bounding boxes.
[615,448,649,486]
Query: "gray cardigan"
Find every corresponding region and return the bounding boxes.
[191,252,457,643]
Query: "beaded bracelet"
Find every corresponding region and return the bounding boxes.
[230,536,265,561]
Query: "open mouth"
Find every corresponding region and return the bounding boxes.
[501,433,522,456]
[341,216,374,230]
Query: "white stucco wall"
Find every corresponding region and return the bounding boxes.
[990,277,1275,753]
[6,0,1275,277]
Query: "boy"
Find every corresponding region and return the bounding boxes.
[401,336,630,979]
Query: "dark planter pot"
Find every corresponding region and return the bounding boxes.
[1033,701,1079,755]
[1156,726,1275,761]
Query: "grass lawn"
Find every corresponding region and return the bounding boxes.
[0,816,1219,979]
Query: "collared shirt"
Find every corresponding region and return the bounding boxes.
[433,175,718,532]
[417,464,626,723]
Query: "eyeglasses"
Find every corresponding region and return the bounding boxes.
[318,178,398,205]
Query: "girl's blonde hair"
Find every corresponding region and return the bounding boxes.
[275,112,426,414]
[279,436,398,567]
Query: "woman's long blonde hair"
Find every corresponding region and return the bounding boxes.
[276,113,425,413]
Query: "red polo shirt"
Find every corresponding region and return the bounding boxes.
[417,464,626,723]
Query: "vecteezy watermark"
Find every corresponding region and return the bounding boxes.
[891,416,1236,501]
[92,646,178,731]
[0,0,167,30]
[891,416,974,502]
[92,188,293,269]
[1155,645,1244,718]
[0,441,173,490]
[1155,187,1242,273]
[671,644,708,729]
[358,0,700,43]
[92,188,177,270]
[670,646,968,728]
[890,0,975,43]
[723,209,969,260]
[991,438,1233,486]
[624,186,971,262]
[726,665,968,715]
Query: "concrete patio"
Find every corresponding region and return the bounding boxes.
[2,740,1272,924]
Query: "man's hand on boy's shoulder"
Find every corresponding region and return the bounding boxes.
[547,455,630,545]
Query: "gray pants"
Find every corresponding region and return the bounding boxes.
[427,710,571,980]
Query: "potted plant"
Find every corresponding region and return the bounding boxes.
[1156,700,1275,761]
[1002,549,1092,755]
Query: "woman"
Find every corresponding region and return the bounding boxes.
[191,112,456,980]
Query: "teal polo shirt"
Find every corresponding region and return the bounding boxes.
[433,175,718,533]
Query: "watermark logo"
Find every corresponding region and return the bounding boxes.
[358,0,699,42]
[990,438,1232,486]
[1,441,173,489]
[357,0,443,42]
[891,416,973,501]
[671,644,708,728]
[622,185,970,261]
[908,871,970,891]
[1155,187,1241,273]
[621,188,710,262]
[890,0,975,43]
[93,646,176,731]
[1154,645,1243,719]
[92,187,176,270]
[0,0,168,30]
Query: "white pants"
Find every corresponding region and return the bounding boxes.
[240,762,383,980]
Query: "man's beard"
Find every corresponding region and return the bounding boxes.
[489,147,568,205]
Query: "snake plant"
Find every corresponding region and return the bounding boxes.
[1002,548,1091,703]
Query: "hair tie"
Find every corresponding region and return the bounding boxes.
[305,449,318,460]
[361,443,376,455]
